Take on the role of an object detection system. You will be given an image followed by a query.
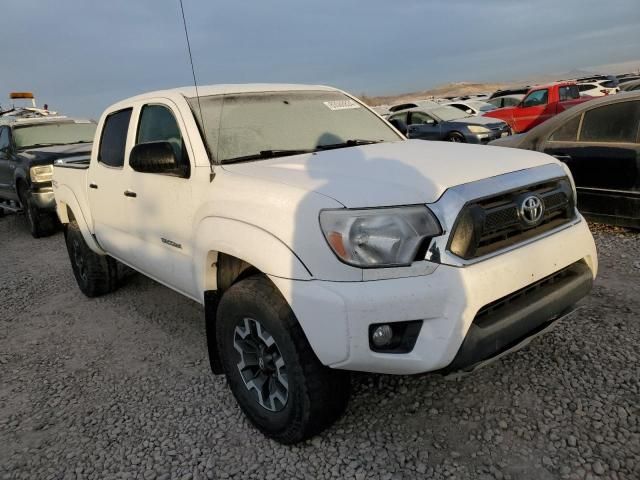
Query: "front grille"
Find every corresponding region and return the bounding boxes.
[449,178,575,260]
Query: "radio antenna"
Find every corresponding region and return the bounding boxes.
[178,0,214,179]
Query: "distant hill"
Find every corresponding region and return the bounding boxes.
[361,59,640,107]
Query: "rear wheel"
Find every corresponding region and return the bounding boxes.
[447,132,466,143]
[216,275,350,444]
[64,220,118,297]
[19,186,58,238]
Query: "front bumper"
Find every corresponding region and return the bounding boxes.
[30,186,56,210]
[270,218,597,375]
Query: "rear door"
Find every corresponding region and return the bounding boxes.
[541,100,640,222]
[123,99,197,297]
[88,108,134,255]
[406,111,442,140]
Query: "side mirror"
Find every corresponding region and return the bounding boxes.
[129,141,188,177]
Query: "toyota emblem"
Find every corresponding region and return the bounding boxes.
[520,195,544,226]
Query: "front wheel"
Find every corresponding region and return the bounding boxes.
[216,275,350,444]
[64,220,118,297]
[19,188,58,238]
[447,132,466,143]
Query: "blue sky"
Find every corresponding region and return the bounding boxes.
[2,0,639,117]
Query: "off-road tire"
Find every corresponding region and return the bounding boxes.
[216,274,350,444]
[447,131,466,143]
[19,187,58,238]
[64,220,118,297]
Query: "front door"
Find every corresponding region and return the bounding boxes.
[407,111,442,140]
[514,89,551,132]
[123,100,197,298]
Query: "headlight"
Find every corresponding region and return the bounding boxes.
[30,164,53,183]
[319,206,442,268]
[468,125,491,134]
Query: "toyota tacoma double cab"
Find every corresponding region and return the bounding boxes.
[484,82,591,133]
[52,84,597,444]
[0,112,95,236]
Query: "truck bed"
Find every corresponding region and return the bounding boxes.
[52,157,93,233]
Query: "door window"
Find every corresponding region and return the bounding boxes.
[98,108,132,167]
[522,90,548,107]
[0,127,9,152]
[389,112,408,124]
[548,115,582,142]
[136,104,190,174]
[580,101,640,143]
[409,111,436,125]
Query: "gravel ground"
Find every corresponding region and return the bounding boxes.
[1,213,638,480]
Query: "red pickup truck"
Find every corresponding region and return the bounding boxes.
[484,82,591,133]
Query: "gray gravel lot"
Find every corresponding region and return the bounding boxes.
[1,214,638,480]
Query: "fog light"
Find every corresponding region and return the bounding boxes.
[371,324,393,347]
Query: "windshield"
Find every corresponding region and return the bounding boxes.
[13,122,96,149]
[428,106,470,121]
[188,90,402,163]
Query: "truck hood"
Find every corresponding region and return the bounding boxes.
[222,139,558,207]
[18,143,93,167]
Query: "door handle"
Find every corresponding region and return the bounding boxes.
[552,154,572,162]
[124,190,137,198]
[89,183,98,189]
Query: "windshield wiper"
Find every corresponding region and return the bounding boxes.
[315,139,382,151]
[223,149,313,164]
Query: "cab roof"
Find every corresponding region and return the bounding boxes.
[108,84,342,109]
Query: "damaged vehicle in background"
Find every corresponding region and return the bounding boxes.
[0,101,96,237]
[490,91,640,228]
[388,104,511,143]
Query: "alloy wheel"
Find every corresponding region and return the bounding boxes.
[233,317,288,412]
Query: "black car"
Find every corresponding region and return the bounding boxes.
[0,113,96,237]
[490,92,640,228]
[388,105,511,144]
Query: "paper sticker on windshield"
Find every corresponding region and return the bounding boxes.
[323,100,361,111]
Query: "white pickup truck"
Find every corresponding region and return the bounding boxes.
[52,84,597,444]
